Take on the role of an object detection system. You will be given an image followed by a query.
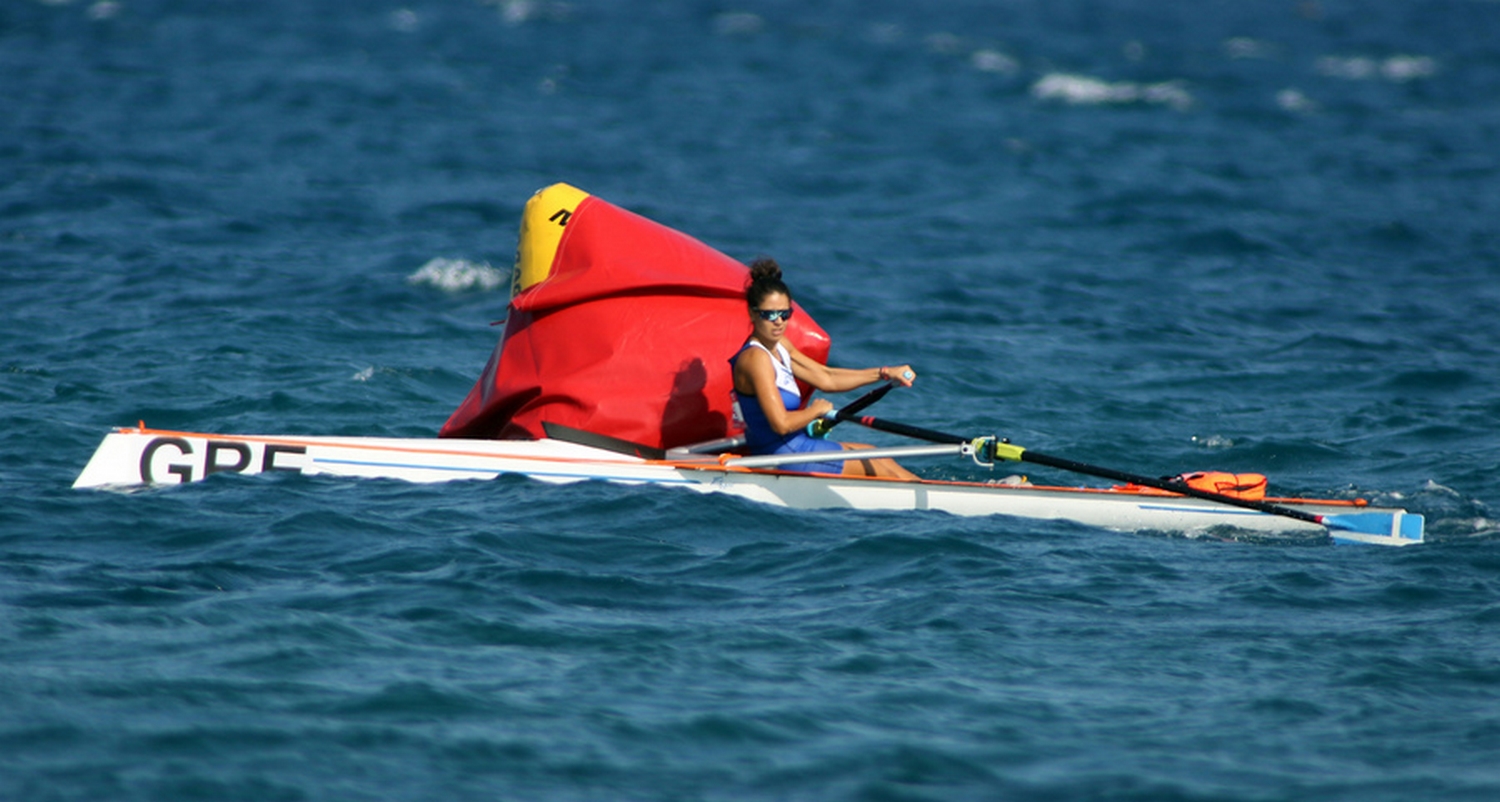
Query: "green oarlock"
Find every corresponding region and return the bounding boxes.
[986,438,1026,463]
[972,437,1024,463]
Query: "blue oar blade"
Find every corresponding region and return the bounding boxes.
[1322,511,1425,545]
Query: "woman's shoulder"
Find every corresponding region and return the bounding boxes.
[782,340,814,364]
[733,339,769,366]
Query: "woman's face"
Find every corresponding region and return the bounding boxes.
[750,291,793,341]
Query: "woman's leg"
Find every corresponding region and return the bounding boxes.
[839,442,919,480]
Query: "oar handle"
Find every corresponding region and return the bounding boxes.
[807,381,900,438]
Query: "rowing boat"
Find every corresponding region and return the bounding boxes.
[71,184,1426,547]
[72,423,1425,547]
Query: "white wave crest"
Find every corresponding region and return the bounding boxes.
[407,258,507,292]
[390,9,419,33]
[481,0,571,26]
[971,49,1020,76]
[1315,55,1438,82]
[1032,73,1193,111]
[1222,37,1279,61]
[1276,88,1320,113]
[1381,55,1439,82]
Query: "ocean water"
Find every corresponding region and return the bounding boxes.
[4,0,1500,799]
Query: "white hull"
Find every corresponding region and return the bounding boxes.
[73,427,1424,547]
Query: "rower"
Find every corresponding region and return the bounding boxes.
[730,257,918,479]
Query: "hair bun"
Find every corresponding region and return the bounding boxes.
[747,257,782,283]
[744,256,791,308]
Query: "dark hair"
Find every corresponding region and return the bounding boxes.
[746,257,791,309]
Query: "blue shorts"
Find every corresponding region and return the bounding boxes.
[765,432,846,475]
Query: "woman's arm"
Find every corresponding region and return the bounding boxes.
[785,343,915,393]
[736,347,833,435]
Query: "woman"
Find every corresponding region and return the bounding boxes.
[731,257,919,479]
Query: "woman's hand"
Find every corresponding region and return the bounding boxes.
[879,364,917,387]
[808,398,835,418]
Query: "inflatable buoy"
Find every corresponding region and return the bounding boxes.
[440,183,832,449]
[510,182,588,296]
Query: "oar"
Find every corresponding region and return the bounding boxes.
[806,379,901,438]
[839,413,1414,538]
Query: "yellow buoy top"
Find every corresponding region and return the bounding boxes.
[512,183,591,297]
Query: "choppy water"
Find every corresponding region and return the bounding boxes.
[4,1,1500,799]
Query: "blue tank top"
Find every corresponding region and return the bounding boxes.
[731,340,802,451]
[730,342,845,473]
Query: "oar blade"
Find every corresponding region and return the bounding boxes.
[1322,511,1425,546]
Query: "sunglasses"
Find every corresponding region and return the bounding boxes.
[754,307,794,323]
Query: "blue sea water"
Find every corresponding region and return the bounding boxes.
[4,0,1500,799]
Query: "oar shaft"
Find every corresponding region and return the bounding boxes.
[1016,450,1324,525]
[842,414,1328,527]
[841,414,966,445]
[809,381,899,438]
[840,381,898,417]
